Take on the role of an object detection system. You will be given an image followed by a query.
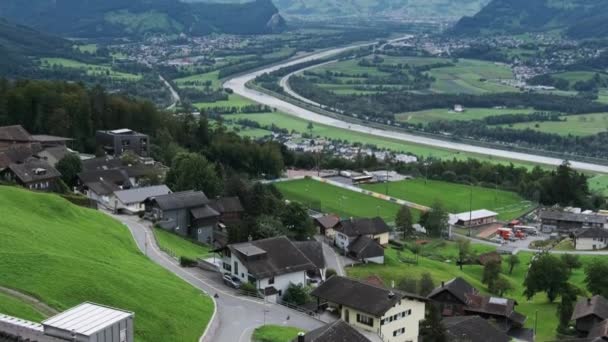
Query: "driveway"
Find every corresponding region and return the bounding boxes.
[315,236,346,276]
[108,213,324,342]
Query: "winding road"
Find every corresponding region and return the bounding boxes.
[224,41,608,174]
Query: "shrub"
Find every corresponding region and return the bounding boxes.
[240,282,258,295]
[179,256,198,267]
[325,268,337,279]
[282,283,311,306]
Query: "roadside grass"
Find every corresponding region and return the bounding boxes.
[346,242,602,342]
[194,94,255,110]
[153,227,211,260]
[274,178,415,223]
[0,186,213,341]
[396,107,534,125]
[361,179,534,220]
[0,292,46,321]
[503,113,608,136]
[252,325,303,342]
[39,57,140,80]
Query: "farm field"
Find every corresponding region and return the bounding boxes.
[362,179,534,220]
[503,113,608,136]
[589,174,608,196]
[396,107,534,125]
[347,241,603,342]
[252,325,302,342]
[39,58,140,80]
[75,43,98,54]
[153,228,211,260]
[428,59,517,94]
[274,178,414,223]
[0,186,213,341]
[174,70,221,89]
[0,292,46,322]
[194,94,255,110]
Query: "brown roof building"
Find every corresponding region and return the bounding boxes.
[572,296,608,335]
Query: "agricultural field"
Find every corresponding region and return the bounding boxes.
[347,241,604,342]
[75,43,98,54]
[274,178,413,223]
[174,70,221,90]
[153,228,211,260]
[0,292,46,321]
[503,113,608,136]
[397,107,534,125]
[39,57,140,80]
[589,174,608,196]
[194,94,255,110]
[427,59,517,94]
[252,325,302,342]
[0,186,213,341]
[362,179,534,220]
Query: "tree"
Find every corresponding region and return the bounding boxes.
[561,254,582,273]
[419,273,435,297]
[524,253,569,302]
[457,238,471,271]
[166,152,223,197]
[507,254,520,275]
[254,215,286,239]
[280,202,316,240]
[493,276,512,296]
[585,259,608,297]
[55,153,82,188]
[282,283,310,306]
[395,206,414,239]
[397,277,417,294]
[421,201,449,238]
[482,260,501,293]
[557,284,579,333]
[420,304,446,342]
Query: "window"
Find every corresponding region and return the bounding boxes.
[393,328,405,337]
[234,261,238,275]
[120,329,127,342]
[268,277,275,285]
[356,313,374,327]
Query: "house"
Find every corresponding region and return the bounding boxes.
[31,134,72,148]
[1,158,61,192]
[575,228,608,250]
[0,145,36,170]
[0,302,133,342]
[291,320,371,342]
[0,125,39,152]
[78,169,133,205]
[293,240,326,282]
[314,214,340,237]
[334,217,390,249]
[209,196,244,225]
[36,146,72,167]
[96,129,149,157]
[587,319,608,341]
[347,236,385,264]
[450,210,498,227]
[454,104,465,113]
[145,190,219,244]
[444,316,510,342]
[572,296,608,335]
[539,209,607,234]
[427,277,478,316]
[221,236,321,300]
[111,185,172,214]
[311,276,426,342]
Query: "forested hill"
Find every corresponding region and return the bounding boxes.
[452,0,608,38]
[0,0,285,38]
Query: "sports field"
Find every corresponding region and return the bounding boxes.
[362,179,534,220]
[274,178,414,223]
[397,107,534,125]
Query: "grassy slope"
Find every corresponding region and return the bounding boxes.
[252,325,303,342]
[274,178,417,223]
[153,228,211,260]
[362,179,534,220]
[0,186,213,341]
[347,241,602,342]
[0,292,46,321]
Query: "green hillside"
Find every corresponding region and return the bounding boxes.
[0,186,213,341]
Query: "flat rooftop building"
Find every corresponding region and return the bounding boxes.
[96,129,149,157]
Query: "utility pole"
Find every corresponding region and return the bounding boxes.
[385,169,389,195]
[468,184,473,237]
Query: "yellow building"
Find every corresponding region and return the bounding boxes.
[311,276,427,342]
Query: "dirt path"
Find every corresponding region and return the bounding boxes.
[0,286,58,317]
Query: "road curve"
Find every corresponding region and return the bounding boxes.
[224,43,608,174]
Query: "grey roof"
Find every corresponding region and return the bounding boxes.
[114,185,171,204]
[0,125,32,142]
[311,276,426,317]
[572,296,608,321]
[589,319,608,340]
[314,215,340,229]
[336,217,390,237]
[427,277,477,304]
[86,181,120,196]
[190,206,220,219]
[453,209,498,222]
[293,241,326,269]
[31,135,72,143]
[540,210,607,224]
[6,158,61,183]
[210,196,244,214]
[38,146,70,162]
[82,157,124,172]
[79,169,131,188]
[577,228,608,239]
[464,294,525,325]
[348,235,384,259]
[42,302,132,337]
[292,320,370,342]
[228,236,317,279]
[0,146,36,169]
[149,190,209,211]
[444,316,510,342]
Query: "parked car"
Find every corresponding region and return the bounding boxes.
[223,274,242,289]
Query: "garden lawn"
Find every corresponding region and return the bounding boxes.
[396,107,534,125]
[274,178,416,223]
[362,179,534,220]
[39,58,140,80]
[252,325,303,342]
[0,292,46,321]
[346,241,603,342]
[153,228,211,260]
[0,186,213,341]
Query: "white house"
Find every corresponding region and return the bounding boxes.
[111,185,172,214]
[221,236,324,301]
[575,228,608,250]
[334,217,390,250]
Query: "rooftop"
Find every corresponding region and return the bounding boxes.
[0,125,33,142]
[7,158,61,183]
[336,217,390,237]
[292,320,370,342]
[113,185,172,204]
[444,316,510,342]
[576,228,608,239]
[540,210,607,224]
[453,209,499,222]
[150,190,209,211]
[427,277,478,304]
[42,302,133,337]
[572,295,608,321]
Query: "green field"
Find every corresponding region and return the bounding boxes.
[194,94,255,110]
[397,107,534,125]
[75,44,98,54]
[428,59,517,94]
[552,71,606,83]
[0,186,213,341]
[274,178,413,223]
[0,292,46,321]
[504,113,608,136]
[40,58,140,80]
[589,174,608,196]
[252,325,303,342]
[362,179,534,220]
[153,228,211,260]
[347,241,602,342]
[174,70,221,90]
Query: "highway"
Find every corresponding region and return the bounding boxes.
[224,41,608,174]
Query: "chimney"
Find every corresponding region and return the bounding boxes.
[297,332,305,342]
[388,291,395,299]
[441,281,445,287]
[588,297,592,305]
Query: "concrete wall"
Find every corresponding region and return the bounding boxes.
[375,232,389,246]
[576,237,608,250]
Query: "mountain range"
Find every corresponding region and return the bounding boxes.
[0,0,285,38]
[452,0,608,38]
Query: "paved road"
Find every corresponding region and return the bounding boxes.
[224,42,608,174]
[160,74,180,110]
[314,236,345,276]
[108,213,323,342]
